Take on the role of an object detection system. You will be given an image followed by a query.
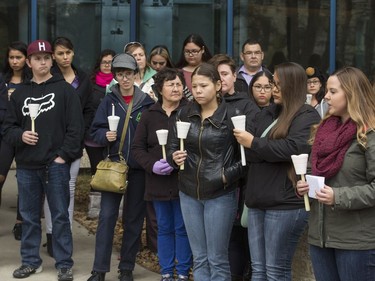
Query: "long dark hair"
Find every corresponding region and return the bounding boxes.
[175,34,213,68]
[2,41,30,84]
[191,62,222,102]
[306,66,326,103]
[90,49,116,83]
[270,62,307,139]
[52,36,74,51]
[271,62,308,187]
[249,69,274,105]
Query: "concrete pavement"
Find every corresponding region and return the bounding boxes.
[0,170,160,281]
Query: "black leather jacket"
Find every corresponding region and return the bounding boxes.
[167,99,244,200]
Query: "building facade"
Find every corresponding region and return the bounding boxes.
[1,0,374,80]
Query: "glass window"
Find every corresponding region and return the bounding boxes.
[138,0,227,63]
[38,0,104,72]
[336,1,375,80]
[101,0,131,53]
[0,0,29,70]
[234,1,330,74]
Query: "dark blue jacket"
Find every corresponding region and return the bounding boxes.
[90,84,154,169]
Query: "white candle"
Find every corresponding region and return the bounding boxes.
[112,103,115,116]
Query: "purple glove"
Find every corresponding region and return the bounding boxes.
[152,159,174,175]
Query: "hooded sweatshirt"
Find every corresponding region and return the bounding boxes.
[2,74,85,169]
[223,91,260,128]
[90,84,155,169]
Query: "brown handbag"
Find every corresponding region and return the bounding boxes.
[90,99,133,194]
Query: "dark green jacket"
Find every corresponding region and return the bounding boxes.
[308,130,375,250]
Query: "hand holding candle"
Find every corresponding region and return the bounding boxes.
[108,116,120,131]
[176,121,191,170]
[28,104,40,133]
[231,115,247,166]
[291,154,310,211]
[156,129,168,160]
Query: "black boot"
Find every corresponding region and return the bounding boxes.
[87,271,105,281]
[231,275,243,281]
[46,233,53,257]
[0,175,5,207]
[12,223,22,241]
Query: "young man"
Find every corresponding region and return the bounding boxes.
[235,39,266,95]
[2,39,84,281]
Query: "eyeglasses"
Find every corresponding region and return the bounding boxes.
[243,51,262,56]
[116,72,134,80]
[165,83,183,89]
[184,49,201,56]
[100,60,112,65]
[253,84,273,93]
[273,81,281,91]
[307,80,320,86]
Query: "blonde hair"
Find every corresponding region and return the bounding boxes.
[148,45,174,68]
[310,67,375,148]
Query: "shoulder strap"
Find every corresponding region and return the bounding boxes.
[118,98,134,156]
[260,118,278,138]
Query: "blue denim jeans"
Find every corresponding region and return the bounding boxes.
[17,162,73,269]
[153,199,192,276]
[44,158,81,233]
[310,245,375,281]
[179,190,237,281]
[93,169,146,272]
[247,208,308,281]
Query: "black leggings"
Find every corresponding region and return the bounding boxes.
[228,225,250,277]
[85,145,105,175]
[0,138,15,189]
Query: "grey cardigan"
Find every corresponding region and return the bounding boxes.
[308,130,375,250]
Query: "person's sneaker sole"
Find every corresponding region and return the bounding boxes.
[13,265,42,278]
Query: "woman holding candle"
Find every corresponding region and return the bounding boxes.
[233,62,321,281]
[208,53,260,280]
[167,63,243,281]
[296,67,375,281]
[88,53,154,281]
[132,68,191,281]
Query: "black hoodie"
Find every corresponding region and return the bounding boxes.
[2,74,84,168]
[223,91,260,128]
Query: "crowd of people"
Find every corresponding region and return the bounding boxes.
[0,33,374,281]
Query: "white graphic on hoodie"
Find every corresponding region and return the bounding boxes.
[22,93,55,118]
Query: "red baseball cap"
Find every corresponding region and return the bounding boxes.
[27,40,53,56]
